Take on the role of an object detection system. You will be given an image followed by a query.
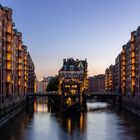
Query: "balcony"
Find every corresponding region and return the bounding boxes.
[6,54,11,61]
[131,52,135,58]
[6,62,11,70]
[24,82,27,87]
[122,77,126,81]
[122,62,126,66]
[24,55,27,61]
[131,59,135,64]
[132,65,135,70]
[132,80,135,86]
[6,32,12,44]
[131,72,135,77]
[24,71,28,76]
[18,80,21,85]
[18,71,22,77]
[131,42,135,47]
[18,65,23,70]
[18,58,23,64]
[6,31,12,35]
[122,72,126,76]
[6,45,11,52]
[24,66,27,70]
[18,46,23,52]
[24,76,28,80]
[121,57,125,61]
[24,60,28,65]
[6,38,12,44]
[6,76,11,83]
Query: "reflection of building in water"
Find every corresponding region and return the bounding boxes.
[56,113,87,134]
[34,98,48,113]
[79,113,86,133]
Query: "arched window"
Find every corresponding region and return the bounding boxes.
[69,73,71,78]
[66,73,68,78]
[73,73,75,78]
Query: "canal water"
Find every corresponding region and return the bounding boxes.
[1,98,140,140]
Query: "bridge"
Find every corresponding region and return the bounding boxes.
[86,92,120,97]
[27,92,58,97]
[27,91,121,102]
[27,91,120,97]
[27,91,121,112]
[85,91,121,103]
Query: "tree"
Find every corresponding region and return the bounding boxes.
[46,76,59,92]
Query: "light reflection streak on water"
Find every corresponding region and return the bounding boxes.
[34,98,48,113]
[1,99,140,140]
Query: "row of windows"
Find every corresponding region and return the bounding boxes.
[65,85,77,88]
[61,73,83,78]
[64,65,74,71]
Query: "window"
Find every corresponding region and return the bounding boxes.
[64,65,67,70]
[69,73,71,78]
[70,65,74,71]
[2,20,4,28]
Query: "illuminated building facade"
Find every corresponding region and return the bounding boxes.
[121,45,126,95]
[136,27,140,96]
[0,5,35,97]
[27,53,35,93]
[105,65,115,92]
[0,6,13,95]
[111,26,140,96]
[120,31,136,96]
[59,58,88,109]
[88,75,105,93]
[115,53,121,94]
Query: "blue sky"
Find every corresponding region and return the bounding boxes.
[1,0,140,80]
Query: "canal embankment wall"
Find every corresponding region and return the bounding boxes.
[0,95,34,127]
[122,96,140,116]
[96,95,140,116]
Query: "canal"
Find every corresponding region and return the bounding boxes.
[1,98,140,140]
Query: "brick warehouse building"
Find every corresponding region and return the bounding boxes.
[59,58,88,110]
[0,5,35,97]
[88,75,105,93]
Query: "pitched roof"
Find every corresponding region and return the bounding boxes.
[59,58,87,72]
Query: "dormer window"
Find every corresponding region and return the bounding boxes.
[70,65,74,71]
[64,65,67,70]
[78,62,84,70]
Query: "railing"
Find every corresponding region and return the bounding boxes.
[86,91,119,97]
[0,94,26,110]
[27,91,58,96]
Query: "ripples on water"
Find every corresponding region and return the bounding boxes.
[1,98,140,140]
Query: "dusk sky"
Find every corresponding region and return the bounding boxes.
[1,0,140,80]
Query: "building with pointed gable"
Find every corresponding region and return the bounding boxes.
[58,58,88,110]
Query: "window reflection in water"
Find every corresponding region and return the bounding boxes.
[56,113,87,135]
[34,98,48,113]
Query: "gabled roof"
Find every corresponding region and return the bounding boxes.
[59,58,87,72]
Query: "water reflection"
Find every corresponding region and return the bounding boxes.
[1,98,140,140]
[87,101,109,112]
[55,112,86,135]
[34,98,48,113]
[0,104,34,140]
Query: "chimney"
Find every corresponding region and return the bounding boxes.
[63,59,66,65]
